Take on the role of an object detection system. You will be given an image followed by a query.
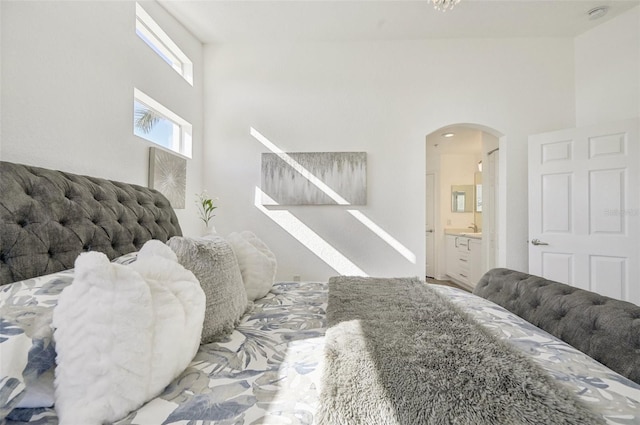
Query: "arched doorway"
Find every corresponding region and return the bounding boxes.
[425,123,502,289]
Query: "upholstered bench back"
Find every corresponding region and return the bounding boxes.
[474,268,640,385]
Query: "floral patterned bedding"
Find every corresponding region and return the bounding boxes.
[2,273,640,424]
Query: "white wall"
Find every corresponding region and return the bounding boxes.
[575,5,640,127]
[204,38,575,281]
[1,1,204,236]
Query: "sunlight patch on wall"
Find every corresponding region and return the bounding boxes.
[250,127,350,205]
[255,187,367,276]
[251,127,416,266]
[347,210,416,264]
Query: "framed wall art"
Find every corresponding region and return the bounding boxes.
[261,152,367,206]
[149,147,186,209]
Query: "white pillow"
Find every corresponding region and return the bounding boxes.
[226,232,277,301]
[52,240,205,425]
[240,231,277,266]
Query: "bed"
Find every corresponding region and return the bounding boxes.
[1,161,640,425]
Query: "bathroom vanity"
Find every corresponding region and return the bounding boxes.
[445,232,482,289]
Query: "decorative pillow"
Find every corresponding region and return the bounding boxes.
[167,235,248,344]
[241,231,277,267]
[226,232,277,301]
[52,240,205,425]
[0,250,147,418]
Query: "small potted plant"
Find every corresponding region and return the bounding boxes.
[196,190,217,234]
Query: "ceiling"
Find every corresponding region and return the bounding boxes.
[159,0,639,44]
[426,126,484,152]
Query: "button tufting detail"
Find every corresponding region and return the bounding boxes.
[0,161,182,286]
[473,268,640,385]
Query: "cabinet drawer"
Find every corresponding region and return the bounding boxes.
[445,235,473,285]
[459,259,470,272]
[457,271,470,283]
[455,237,469,249]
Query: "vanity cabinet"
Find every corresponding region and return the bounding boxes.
[445,234,482,288]
[468,238,483,286]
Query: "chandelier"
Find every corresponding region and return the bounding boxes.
[432,0,460,11]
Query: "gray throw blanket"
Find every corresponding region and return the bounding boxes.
[317,277,604,425]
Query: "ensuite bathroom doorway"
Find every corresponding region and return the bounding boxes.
[425,124,500,284]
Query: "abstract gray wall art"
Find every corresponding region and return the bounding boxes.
[261,152,367,205]
[149,147,186,209]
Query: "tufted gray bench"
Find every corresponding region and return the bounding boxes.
[473,268,640,385]
[0,161,182,286]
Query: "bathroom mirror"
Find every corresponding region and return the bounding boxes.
[451,185,474,213]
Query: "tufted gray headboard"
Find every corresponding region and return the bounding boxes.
[474,268,640,384]
[0,161,182,286]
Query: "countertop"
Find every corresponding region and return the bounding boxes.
[444,228,482,239]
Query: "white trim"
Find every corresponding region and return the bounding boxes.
[135,3,193,86]
[134,88,193,158]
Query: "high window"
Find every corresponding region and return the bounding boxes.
[133,88,192,158]
[135,3,193,85]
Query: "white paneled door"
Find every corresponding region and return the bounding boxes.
[529,118,639,304]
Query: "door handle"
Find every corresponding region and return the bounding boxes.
[426,229,434,233]
[531,238,549,246]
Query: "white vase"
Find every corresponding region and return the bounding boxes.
[204,222,217,236]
